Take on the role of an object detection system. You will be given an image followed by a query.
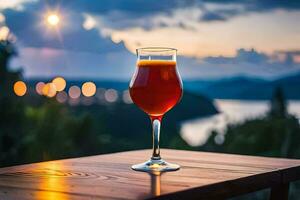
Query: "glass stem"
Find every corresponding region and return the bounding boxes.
[151,119,161,160]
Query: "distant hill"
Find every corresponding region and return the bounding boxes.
[70,91,218,151]
[24,78,218,154]
[26,78,218,121]
[27,72,300,100]
[184,73,300,100]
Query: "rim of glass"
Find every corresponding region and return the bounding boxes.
[136,47,177,53]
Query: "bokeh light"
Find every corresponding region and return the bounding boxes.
[47,14,60,26]
[82,82,96,97]
[68,86,81,99]
[13,81,27,96]
[52,77,66,92]
[104,89,118,103]
[42,83,57,98]
[35,82,45,95]
[214,134,225,145]
[56,91,68,103]
[0,26,9,40]
[122,90,133,104]
[0,13,5,23]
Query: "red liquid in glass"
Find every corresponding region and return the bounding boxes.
[129,60,183,118]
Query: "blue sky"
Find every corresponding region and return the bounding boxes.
[0,0,299,80]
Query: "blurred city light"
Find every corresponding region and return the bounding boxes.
[82,82,96,97]
[68,86,81,99]
[52,77,66,92]
[0,13,5,23]
[104,89,118,103]
[35,82,45,95]
[56,91,68,103]
[42,83,57,98]
[122,90,133,104]
[13,81,27,96]
[0,26,9,40]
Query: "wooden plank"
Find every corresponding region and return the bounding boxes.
[0,149,299,200]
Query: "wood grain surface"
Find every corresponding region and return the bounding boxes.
[0,149,300,200]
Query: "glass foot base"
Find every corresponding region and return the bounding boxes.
[132,158,180,172]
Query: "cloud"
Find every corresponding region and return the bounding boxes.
[0,0,37,10]
[11,47,300,80]
[178,48,300,80]
[2,1,135,79]
[3,7,127,53]
[12,47,135,79]
[273,50,300,65]
[3,0,300,54]
[204,49,269,64]
[200,12,226,21]
[204,0,300,12]
[55,0,194,16]
[2,0,300,80]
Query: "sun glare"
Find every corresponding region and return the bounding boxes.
[47,14,60,26]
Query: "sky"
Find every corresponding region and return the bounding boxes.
[0,0,300,80]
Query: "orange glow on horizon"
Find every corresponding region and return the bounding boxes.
[13,81,27,96]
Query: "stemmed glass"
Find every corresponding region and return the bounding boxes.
[129,47,183,172]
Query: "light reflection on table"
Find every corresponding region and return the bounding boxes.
[34,162,69,200]
[150,171,162,197]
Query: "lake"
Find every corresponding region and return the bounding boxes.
[180,100,300,147]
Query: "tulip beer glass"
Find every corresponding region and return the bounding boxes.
[129,47,183,172]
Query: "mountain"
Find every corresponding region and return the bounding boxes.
[26,72,300,100]
[26,78,218,121]
[184,73,300,100]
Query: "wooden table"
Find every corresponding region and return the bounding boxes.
[0,149,300,200]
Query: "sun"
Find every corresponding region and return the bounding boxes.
[47,14,60,26]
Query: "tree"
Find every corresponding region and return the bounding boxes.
[0,40,20,99]
[0,39,25,165]
[269,86,287,118]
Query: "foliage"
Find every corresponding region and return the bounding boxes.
[0,40,104,166]
[201,87,300,200]
[203,115,300,158]
[202,87,300,159]
[0,40,23,165]
[22,101,101,162]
